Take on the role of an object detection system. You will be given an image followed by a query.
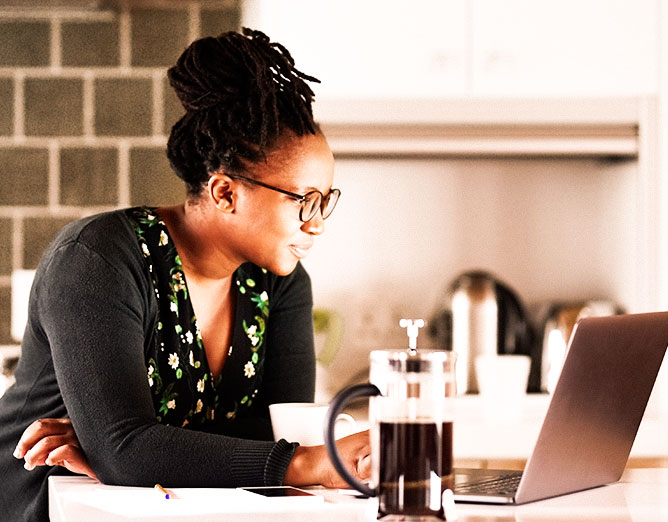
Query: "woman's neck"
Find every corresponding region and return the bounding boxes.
[156,202,241,283]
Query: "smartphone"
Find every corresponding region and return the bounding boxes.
[240,486,323,501]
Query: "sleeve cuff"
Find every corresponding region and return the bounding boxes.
[228,438,299,486]
[264,439,300,486]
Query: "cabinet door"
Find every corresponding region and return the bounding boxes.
[471,0,658,96]
[242,0,469,98]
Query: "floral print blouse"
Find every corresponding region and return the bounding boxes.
[126,207,271,430]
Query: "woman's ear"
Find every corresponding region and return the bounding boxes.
[207,173,235,213]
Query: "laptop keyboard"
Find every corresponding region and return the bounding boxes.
[455,472,522,496]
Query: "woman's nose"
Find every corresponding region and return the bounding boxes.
[301,210,325,235]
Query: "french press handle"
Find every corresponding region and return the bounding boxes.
[323,383,381,498]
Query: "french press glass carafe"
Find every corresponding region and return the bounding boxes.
[324,320,457,520]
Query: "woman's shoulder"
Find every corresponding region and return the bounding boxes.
[40,208,144,271]
[27,209,158,325]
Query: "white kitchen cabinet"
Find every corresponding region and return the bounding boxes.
[243,0,470,98]
[472,0,658,96]
[243,0,658,98]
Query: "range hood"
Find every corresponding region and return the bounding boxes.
[315,97,648,158]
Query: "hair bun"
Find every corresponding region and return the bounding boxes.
[168,28,313,114]
[168,35,248,113]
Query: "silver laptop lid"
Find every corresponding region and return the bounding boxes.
[516,311,668,504]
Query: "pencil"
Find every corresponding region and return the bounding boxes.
[154,483,171,499]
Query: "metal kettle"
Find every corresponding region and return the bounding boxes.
[538,300,623,393]
[449,271,534,394]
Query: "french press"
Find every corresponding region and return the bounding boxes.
[324,319,457,520]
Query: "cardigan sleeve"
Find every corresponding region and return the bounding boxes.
[262,262,316,406]
[35,237,297,487]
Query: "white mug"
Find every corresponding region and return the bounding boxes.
[475,354,531,398]
[269,402,357,446]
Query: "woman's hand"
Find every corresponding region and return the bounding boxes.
[284,430,371,488]
[13,418,97,480]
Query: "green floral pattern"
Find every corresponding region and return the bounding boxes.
[126,207,270,428]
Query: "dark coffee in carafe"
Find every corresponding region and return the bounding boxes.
[323,348,457,520]
[378,421,454,518]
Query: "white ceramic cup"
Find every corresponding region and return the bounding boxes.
[475,354,531,398]
[269,402,357,446]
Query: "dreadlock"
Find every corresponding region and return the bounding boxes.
[166,27,321,194]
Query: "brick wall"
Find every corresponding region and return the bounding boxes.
[0,0,241,343]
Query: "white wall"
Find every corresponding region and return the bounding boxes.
[306,156,638,308]
[303,156,640,395]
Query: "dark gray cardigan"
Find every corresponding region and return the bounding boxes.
[0,210,315,521]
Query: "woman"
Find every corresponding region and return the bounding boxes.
[0,28,369,521]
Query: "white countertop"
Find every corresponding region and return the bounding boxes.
[49,476,375,522]
[49,468,668,522]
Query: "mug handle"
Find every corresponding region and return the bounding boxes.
[334,413,356,437]
[323,383,381,498]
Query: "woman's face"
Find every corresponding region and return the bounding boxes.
[230,132,336,276]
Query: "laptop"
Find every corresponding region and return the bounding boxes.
[453,311,668,505]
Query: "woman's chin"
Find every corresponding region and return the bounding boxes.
[266,259,300,277]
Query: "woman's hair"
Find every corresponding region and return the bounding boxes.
[166,28,320,195]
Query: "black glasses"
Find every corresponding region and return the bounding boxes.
[228,174,341,222]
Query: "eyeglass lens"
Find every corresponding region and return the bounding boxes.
[301,189,340,222]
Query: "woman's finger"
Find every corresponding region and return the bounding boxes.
[23,435,80,470]
[357,453,372,479]
[45,445,98,481]
[322,430,371,488]
[13,418,75,459]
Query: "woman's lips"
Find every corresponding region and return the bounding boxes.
[288,243,312,259]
